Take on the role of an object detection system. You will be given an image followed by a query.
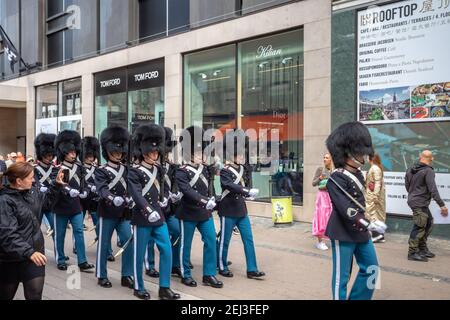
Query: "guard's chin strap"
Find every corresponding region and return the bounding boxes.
[345,162,360,171]
[349,154,365,167]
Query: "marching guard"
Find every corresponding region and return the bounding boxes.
[325,122,386,300]
[94,126,134,289]
[175,126,223,289]
[34,133,57,236]
[80,137,101,244]
[145,127,184,278]
[128,124,180,300]
[52,130,94,271]
[217,129,265,280]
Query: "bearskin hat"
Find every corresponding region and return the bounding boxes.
[81,136,100,163]
[179,126,207,162]
[34,133,56,161]
[131,125,147,162]
[55,130,81,162]
[100,126,130,161]
[223,129,247,162]
[326,121,374,168]
[164,127,177,154]
[132,124,165,161]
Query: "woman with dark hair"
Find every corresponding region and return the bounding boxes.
[0,162,65,300]
[365,153,386,243]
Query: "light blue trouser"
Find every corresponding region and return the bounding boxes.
[96,217,133,279]
[54,213,87,265]
[217,215,258,272]
[146,215,181,270]
[134,223,172,291]
[331,240,379,300]
[179,218,217,279]
[77,211,116,256]
[42,211,54,231]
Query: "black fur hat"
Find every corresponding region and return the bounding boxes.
[326,121,374,168]
[55,130,81,162]
[100,126,130,161]
[34,133,56,161]
[133,124,165,161]
[81,136,100,163]
[131,125,147,162]
[179,126,206,162]
[164,127,177,154]
[223,129,246,162]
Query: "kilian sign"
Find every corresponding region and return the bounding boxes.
[256,45,283,59]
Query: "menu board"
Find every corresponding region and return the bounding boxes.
[357,0,450,123]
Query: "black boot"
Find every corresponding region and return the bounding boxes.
[159,287,181,300]
[181,277,197,287]
[134,290,150,300]
[408,252,428,262]
[219,269,234,278]
[202,275,223,288]
[171,267,182,278]
[57,263,68,271]
[79,262,95,272]
[145,268,159,278]
[121,276,134,289]
[419,249,436,258]
[98,278,112,288]
[247,271,266,279]
[107,255,116,262]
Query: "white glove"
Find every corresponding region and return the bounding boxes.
[79,191,88,199]
[90,185,97,193]
[147,208,161,223]
[248,188,259,198]
[113,196,125,207]
[69,189,80,198]
[158,197,169,208]
[367,220,387,234]
[169,191,183,203]
[206,197,217,211]
[39,186,48,193]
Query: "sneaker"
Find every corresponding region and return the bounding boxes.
[316,242,328,251]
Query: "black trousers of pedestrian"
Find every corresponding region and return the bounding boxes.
[0,261,45,300]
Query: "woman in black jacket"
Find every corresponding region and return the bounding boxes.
[0,162,64,300]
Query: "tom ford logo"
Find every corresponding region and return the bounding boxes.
[256,45,282,59]
[100,78,121,88]
[134,71,159,82]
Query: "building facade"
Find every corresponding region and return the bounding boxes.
[1,0,449,235]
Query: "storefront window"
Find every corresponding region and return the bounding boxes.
[184,45,237,131]
[95,59,165,139]
[183,29,304,205]
[35,78,82,135]
[239,29,304,204]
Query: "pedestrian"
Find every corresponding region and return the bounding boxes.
[16,152,25,163]
[6,152,17,168]
[0,162,65,300]
[405,150,448,262]
[325,122,387,300]
[217,129,265,280]
[0,156,7,186]
[175,126,223,289]
[128,124,180,300]
[95,126,134,289]
[312,153,334,250]
[365,153,386,243]
[52,130,94,272]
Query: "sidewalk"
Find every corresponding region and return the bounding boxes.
[15,216,450,300]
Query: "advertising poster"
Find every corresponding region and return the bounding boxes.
[35,117,58,136]
[357,0,450,124]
